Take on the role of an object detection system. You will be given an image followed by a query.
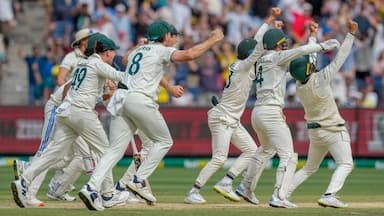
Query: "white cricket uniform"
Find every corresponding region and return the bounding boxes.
[288,33,355,197]
[243,40,325,199]
[193,23,270,187]
[22,53,124,194]
[26,49,92,198]
[118,130,154,185]
[89,43,176,191]
[47,48,95,197]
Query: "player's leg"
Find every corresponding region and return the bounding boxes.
[186,110,234,203]
[18,101,58,206]
[11,119,77,208]
[214,123,257,202]
[318,128,353,208]
[47,137,92,201]
[118,130,153,186]
[287,129,329,198]
[79,114,131,211]
[268,119,297,208]
[125,98,172,203]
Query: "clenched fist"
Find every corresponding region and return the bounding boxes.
[210,28,225,43]
[309,21,319,34]
[348,20,358,35]
[271,7,281,17]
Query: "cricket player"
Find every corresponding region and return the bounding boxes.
[79,20,223,205]
[11,37,126,210]
[12,28,97,206]
[286,20,357,208]
[235,25,341,208]
[184,8,281,204]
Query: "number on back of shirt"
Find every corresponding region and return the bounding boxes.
[71,67,87,90]
[255,65,263,88]
[224,70,234,89]
[128,52,143,75]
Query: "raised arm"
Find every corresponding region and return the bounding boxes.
[171,28,224,62]
[277,38,340,66]
[254,7,281,42]
[322,20,357,82]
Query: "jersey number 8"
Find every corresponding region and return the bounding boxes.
[128,52,143,75]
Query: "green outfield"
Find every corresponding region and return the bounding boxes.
[0,164,383,216]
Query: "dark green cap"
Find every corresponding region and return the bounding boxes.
[146,20,172,41]
[237,38,257,60]
[85,33,105,56]
[262,28,286,50]
[289,55,311,82]
[95,36,120,52]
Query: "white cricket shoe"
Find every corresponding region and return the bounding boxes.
[26,196,45,207]
[184,190,207,204]
[235,183,259,205]
[46,191,76,201]
[318,194,348,208]
[269,194,298,208]
[13,160,28,180]
[115,181,143,204]
[213,181,240,202]
[127,176,156,203]
[102,190,129,208]
[11,178,29,208]
[78,184,104,211]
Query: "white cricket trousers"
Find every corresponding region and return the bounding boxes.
[289,127,353,195]
[119,130,154,185]
[195,108,257,186]
[244,105,295,194]
[22,106,114,194]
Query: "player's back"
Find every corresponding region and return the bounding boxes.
[254,51,288,108]
[66,56,108,110]
[217,60,255,120]
[124,43,176,100]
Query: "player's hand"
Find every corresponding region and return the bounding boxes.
[169,85,184,98]
[319,39,340,51]
[105,79,117,91]
[210,28,224,43]
[347,19,358,35]
[271,7,281,17]
[274,20,284,29]
[309,21,319,35]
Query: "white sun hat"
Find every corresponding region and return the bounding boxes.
[71,28,97,48]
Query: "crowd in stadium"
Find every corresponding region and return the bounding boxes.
[0,0,383,108]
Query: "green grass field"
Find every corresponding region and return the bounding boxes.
[1,164,383,216]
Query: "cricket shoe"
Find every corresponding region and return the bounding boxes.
[102,191,130,208]
[269,194,297,208]
[11,178,29,208]
[115,181,142,204]
[318,194,348,208]
[13,160,28,180]
[213,181,240,202]
[46,191,76,201]
[184,190,207,204]
[235,183,259,205]
[26,196,45,207]
[127,175,156,203]
[78,184,104,211]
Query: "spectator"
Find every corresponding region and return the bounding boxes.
[195,51,223,106]
[51,0,77,47]
[358,77,379,108]
[111,3,133,55]
[18,44,49,105]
